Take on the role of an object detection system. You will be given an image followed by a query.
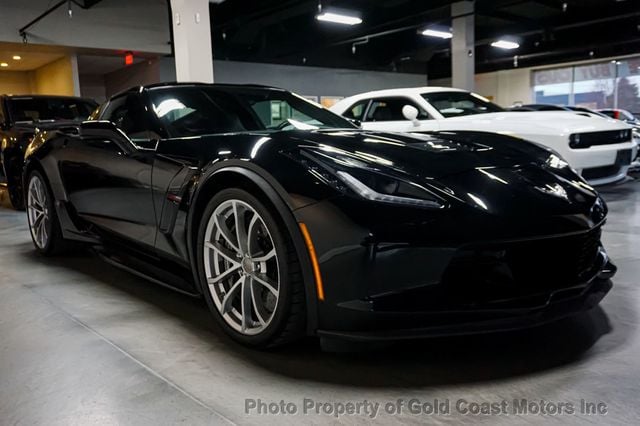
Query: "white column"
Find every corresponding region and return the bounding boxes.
[70,54,81,96]
[451,1,475,91]
[170,0,214,83]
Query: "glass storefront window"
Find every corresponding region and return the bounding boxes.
[532,67,572,105]
[532,57,640,117]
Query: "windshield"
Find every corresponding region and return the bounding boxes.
[8,97,97,123]
[421,91,504,118]
[149,86,356,138]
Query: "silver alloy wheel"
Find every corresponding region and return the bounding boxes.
[27,175,50,249]
[203,199,280,335]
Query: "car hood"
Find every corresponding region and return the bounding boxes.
[440,111,631,136]
[276,129,549,180]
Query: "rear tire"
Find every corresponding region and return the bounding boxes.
[26,170,67,255]
[196,188,306,348]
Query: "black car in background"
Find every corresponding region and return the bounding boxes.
[23,83,616,348]
[0,95,97,208]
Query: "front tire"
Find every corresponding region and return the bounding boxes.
[26,170,67,255]
[196,188,306,348]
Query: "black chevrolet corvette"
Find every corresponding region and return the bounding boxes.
[23,83,616,348]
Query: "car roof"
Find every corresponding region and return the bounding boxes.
[343,87,467,100]
[112,82,287,98]
[2,94,96,102]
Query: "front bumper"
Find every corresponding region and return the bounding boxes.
[295,196,614,341]
[318,276,612,341]
[564,142,634,185]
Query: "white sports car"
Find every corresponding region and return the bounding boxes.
[331,87,636,185]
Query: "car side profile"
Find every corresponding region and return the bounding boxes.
[0,95,98,209]
[331,87,636,186]
[24,83,616,348]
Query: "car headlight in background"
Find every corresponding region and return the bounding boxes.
[569,129,632,149]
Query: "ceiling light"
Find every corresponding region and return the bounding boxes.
[0,62,8,67]
[491,40,520,49]
[12,55,21,60]
[422,29,453,39]
[316,11,362,25]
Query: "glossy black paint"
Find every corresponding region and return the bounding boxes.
[0,95,97,209]
[24,83,615,341]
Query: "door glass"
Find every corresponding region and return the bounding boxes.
[343,100,369,121]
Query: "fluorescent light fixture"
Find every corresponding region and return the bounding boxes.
[0,62,8,67]
[422,29,452,39]
[12,55,21,60]
[316,11,362,25]
[491,40,519,49]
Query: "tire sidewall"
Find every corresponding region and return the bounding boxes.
[196,188,295,347]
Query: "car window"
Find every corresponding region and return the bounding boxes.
[342,100,369,121]
[422,92,503,118]
[101,94,152,141]
[364,97,429,122]
[8,97,96,122]
[149,86,355,138]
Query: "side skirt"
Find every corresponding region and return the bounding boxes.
[94,247,201,298]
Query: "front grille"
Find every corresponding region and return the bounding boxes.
[582,165,622,180]
[570,129,632,149]
[439,228,602,306]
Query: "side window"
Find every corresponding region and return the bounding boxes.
[342,100,369,121]
[365,97,429,122]
[100,94,151,141]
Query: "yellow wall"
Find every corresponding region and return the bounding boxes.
[0,71,32,95]
[31,56,75,96]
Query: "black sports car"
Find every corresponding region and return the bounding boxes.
[0,95,98,209]
[23,83,616,348]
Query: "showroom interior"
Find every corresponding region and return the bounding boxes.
[1,0,640,424]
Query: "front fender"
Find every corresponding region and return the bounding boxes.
[186,160,320,334]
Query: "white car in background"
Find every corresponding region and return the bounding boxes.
[331,87,636,185]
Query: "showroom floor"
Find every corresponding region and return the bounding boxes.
[0,179,639,425]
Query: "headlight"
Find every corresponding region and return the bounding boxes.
[336,170,444,208]
[285,148,447,209]
[545,153,570,169]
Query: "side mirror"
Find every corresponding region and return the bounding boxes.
[402,105,421,127]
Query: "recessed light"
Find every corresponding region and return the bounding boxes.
[422,29,453,39]
[491,40,520,50]
[0,62,8,67]
[316,11,362,25]
[12,55,21,60]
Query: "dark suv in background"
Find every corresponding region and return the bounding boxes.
[0,95,98,209]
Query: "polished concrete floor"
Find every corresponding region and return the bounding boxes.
[1,179,640,425]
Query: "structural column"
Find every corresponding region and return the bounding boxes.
[451,1,475,91]
[170,0,214,83]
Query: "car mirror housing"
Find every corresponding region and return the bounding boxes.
[402,105,420,127]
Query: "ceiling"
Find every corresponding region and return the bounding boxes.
[0,43,65,71]
[210,0,640,78]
